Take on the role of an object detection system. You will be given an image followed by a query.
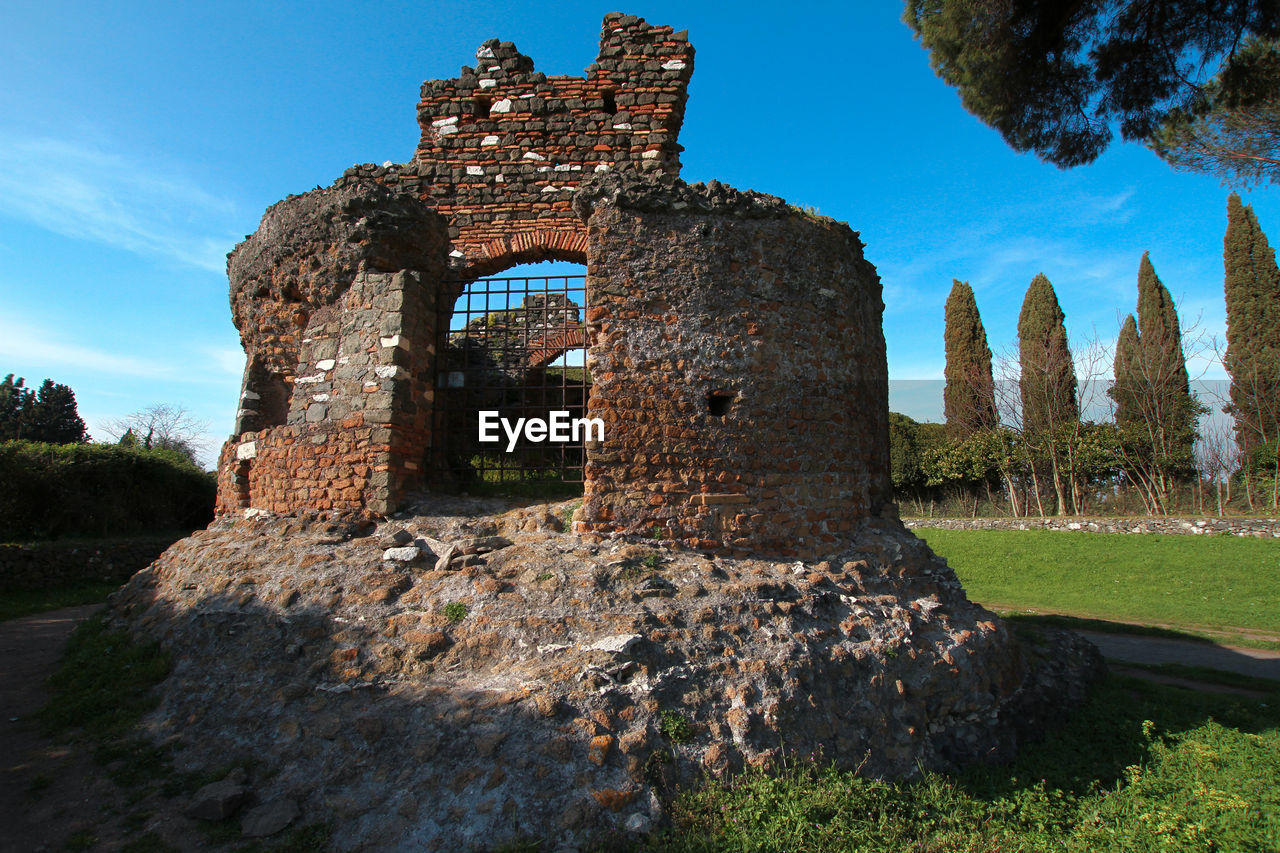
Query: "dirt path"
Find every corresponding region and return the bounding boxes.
[0,604,118,853]
[1078,630,1280,682]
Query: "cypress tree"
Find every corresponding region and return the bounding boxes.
[1112,255,1198,435]
[1111,255,1203,512]
[1110,314,1142,428]
[943,280,998,435]
[1018,273,1077,434]
[1224,192,1280,458]
[1136,252,1198,461]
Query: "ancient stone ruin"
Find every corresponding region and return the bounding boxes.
[111,14,1101,849]
[214,10,888,558]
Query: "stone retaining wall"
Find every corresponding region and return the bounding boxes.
[0,535,181,594]
[111,504,1101,849]
[904,516,1280,538]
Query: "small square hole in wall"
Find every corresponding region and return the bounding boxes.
[473,96,491,117]
[706,390,736,417]
[601,89,617,115]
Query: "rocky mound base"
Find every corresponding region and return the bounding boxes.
[108,495,1102,850]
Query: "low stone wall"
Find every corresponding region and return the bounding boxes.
[0,535,183,594]
[904,516,1280,538]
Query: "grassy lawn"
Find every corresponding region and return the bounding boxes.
[915,529,1280,643]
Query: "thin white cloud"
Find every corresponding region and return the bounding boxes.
[201,345,247,380]
[1067,188,1136,226]
[0,315,240,385]
[0,317,179,380]
[0,131,239,272]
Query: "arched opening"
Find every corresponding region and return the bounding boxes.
[433,258,590,498]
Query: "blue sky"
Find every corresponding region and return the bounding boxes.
[1,1,1274,467]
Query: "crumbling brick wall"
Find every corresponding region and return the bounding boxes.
[573,176,893,558]
[218,14,693,518]
[228,180,444,399]
[337,12,692,278]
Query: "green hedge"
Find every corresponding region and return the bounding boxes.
[0,441,215,541]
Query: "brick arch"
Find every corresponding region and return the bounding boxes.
[451,229,589,282]
[527,326,588,368]
[439,230,591,355]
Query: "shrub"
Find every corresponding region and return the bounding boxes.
[0,440,215,541]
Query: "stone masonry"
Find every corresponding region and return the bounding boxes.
[111,499,1102,849]
[574,176,893,556]
[217,13,705,532]
[340,12,693,278]
[215,14,896,557]
[218,182,446,515]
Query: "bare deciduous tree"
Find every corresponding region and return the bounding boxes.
[106,405,209,467]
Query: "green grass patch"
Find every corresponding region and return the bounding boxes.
[40,614,170,741]
[658,669,1280,852]
[916,529,1280,640]
[543,365,591,384]
[560,497,583,529]
[0,581,116,622]
[464,477,584,500]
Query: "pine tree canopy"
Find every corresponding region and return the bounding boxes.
[943,279,998,435]
[903,0,1280,170]
[1224,192,1280,454]
[0,374,32,440]
[0,373,89,444]
[1018,272,1078,433]
[29,379,88,444]
[1151,36,1280,187]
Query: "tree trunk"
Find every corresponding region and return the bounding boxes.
[1028,465,1046,518]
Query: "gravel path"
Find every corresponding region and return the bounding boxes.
[1078,630,1280,682]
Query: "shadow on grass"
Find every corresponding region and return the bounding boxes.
[957,662,1280,801]
[982,621,1279,791]
[1002,612,1216,644]
[0,582,119,622]
[1005,614,1280,682]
